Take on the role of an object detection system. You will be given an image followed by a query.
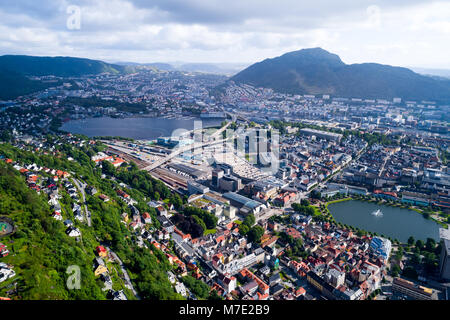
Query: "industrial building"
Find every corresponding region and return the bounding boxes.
[223,192,267,215]
[167,163,206,179]
[299,128,342,142]
[187,180,210,195]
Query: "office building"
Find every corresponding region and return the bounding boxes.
[392,277,438,300]
[212,169,224,188]
[219,175,242,192]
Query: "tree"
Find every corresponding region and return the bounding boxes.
[407,236,415,246]
[154,191,160,201]
[425,238,436,252]
[411,252,421,264]
[423,252,438,273]
[243,214,255,227]
[415,240,424,251]
[390,263,401,277]
[402,266,418,280]
[192,215,206,232]
[247,226,265,244]
[292,203,315,216]
[183,206,218,230]
[310,190,321,199]
[208,289,223,300]
[203,213,218,230]
[356,230,365,237]
[0,130,11,142]
[181,276,210,299]
[170,193,183,210]
[101,160,115,176]
[239,224,250,236]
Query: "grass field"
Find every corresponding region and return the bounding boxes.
[204,229,217,236]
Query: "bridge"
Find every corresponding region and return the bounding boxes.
[142,112,260,171]
[208,119,232,141]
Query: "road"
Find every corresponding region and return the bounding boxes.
[307,145,368,194]
[107,246,140,299]
[208,120,232,140]
[73,178,92,227]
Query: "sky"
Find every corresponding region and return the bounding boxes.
[0,0,450,68]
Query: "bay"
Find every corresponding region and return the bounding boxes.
[60,116,223,140]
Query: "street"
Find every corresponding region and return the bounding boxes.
[72,178,92,227]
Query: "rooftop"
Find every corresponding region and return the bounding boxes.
[223,192,263,210]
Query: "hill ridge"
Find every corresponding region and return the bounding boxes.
[230,48,450,102]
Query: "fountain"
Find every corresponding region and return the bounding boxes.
[371,209,383,217]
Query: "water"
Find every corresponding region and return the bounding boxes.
[60,116,223,140]
[328,200,440,242]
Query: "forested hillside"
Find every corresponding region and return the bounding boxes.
[0,140,182,300]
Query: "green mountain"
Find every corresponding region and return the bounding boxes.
[230,48,450,102]
[0,55,129,77]
[0,69,56,100]
[0,55,133,100]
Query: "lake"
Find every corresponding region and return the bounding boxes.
[60,116,223,140]
[327,200,441,242]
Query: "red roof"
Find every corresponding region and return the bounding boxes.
[96,245,107,253]
[142,212,151,219]
[295,287,306,297]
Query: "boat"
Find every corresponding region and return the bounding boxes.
[371,209,383,217]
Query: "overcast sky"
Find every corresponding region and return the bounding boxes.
[1,0,449,68]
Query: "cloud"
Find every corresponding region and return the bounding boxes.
[0,0,448,68]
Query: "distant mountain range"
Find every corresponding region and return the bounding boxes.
[0,55,133,100]
[2,52,450,103]
[230,48,450,102]
[115,61,249,75]
[410,67,450,80]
